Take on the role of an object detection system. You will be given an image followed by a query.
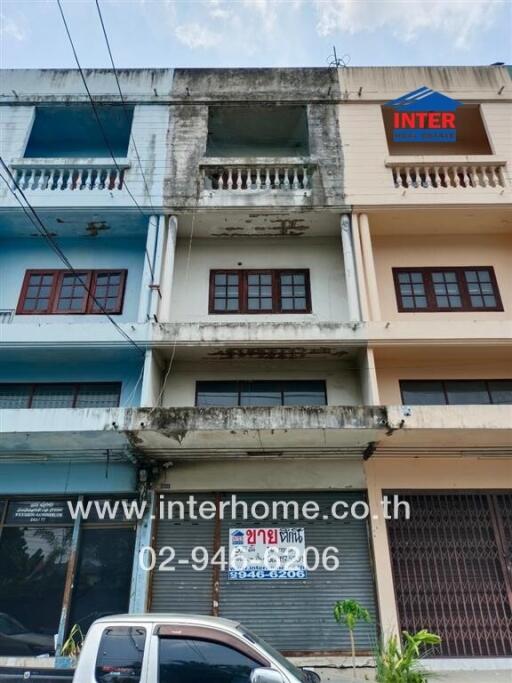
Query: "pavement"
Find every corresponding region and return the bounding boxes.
[313,668,512,683]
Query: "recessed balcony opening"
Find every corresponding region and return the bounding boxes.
[206,105,309,157]
[382,105,492,156]
[24,104,133,158]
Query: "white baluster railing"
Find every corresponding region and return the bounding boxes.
[202,162,315,192]
[388,160,507,190]
[10,162,129,192]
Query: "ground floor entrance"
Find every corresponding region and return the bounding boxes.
[149,491,378,654]
[386,492,512,657]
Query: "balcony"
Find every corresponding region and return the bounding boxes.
[199,158,315,207]
[387,157,508,191]
[10,160,129,193]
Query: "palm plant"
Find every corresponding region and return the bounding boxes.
[375,629,441,682]
[333,599,371,678]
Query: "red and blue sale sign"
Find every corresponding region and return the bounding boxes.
[385,86,462,143]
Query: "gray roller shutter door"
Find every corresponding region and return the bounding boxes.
[150,494,217,614]
[218,492,376,653]
[151,491,376,653]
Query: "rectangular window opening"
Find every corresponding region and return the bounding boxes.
[196,380,327,407]
[0,383,122,409]
[400,379,512,405]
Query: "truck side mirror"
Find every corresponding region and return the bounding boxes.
[250,668,286,683]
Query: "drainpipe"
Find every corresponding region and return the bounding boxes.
[138,215,158,322]
[129,490,155,613]
[148,215,166,322]
[359,213,382,321]
[351,213,370,322]
[341,213,360,322]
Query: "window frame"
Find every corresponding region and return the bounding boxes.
[392,266,503,313]
[399,379,512,405]
[0,382,122,409]
[209,269,311,315]
[16,269,127,316]
[195,380,328,407]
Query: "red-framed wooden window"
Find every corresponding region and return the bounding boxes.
[17,269,127,315]
[209,269,311,314]
[0,382,122,409]
[393,267,503,312]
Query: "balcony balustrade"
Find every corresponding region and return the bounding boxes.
[388,159,507,190]
[0,309,14,324]
[201,160,315,193]
[10,160,130,192]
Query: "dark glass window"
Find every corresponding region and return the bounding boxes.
[401,379,512,405]
[212,272,240,312]
[196,380,327,407]
[70,528,136,633]
[159,638,258,683]
[0,527,72,656]
[95,626,146,683]
[393,267,502,312]
[0,383,121,409]
[210,270,311,314]
[17,270,127,315]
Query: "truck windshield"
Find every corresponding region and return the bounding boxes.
[237,626,320,683]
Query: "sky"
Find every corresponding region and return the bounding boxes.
[0,0,511,70]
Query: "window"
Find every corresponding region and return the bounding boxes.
[25,105,133,159]
[196,381,327,407]
[159,637,259,683]
[0,383,121,409]
[209,270,311,314]
[393,267,502,312]
[17,270,127,315]
[96,627,146,683]
[400,379,512,405]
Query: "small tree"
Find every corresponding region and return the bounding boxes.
[333,599,371,678]
[376,629,441,682]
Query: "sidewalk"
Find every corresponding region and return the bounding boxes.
[314,668,512,682]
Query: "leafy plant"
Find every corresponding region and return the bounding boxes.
[375,629,441,682]
[60,623,84,659]
[333,599,372,678]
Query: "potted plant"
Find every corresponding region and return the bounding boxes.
[333,599,372,679]
[376,629,441,682]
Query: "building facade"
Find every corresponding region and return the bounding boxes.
[0,66,511,672]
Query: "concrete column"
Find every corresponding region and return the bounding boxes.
[158,215,178,322]
[148,215,167,322]
[361,347,380,405]
[140,349,162,408]
[351,213,370,322]
[359,213,381,321]
[364,460,400,640]
[340,214,360,322]
[137,215,158,322]
[129,490,155,613]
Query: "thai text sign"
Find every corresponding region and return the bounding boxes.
[229,527,306,580]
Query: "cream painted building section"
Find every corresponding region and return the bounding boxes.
[164,236,349,323]
[365,457,512,639]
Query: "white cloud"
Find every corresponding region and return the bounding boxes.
[1,13,27,42]
[314,0,500,49]
[175,22,221,49]
[208,0,232,20]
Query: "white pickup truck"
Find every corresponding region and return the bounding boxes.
[72,613,346,683]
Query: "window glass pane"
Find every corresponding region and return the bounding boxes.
[0,527,71,655]
[31,384,75,408]
[488,380,512,404]
[213,273,239,312]
[279,272,308,311]
[0,385,31,408]
[241,382,281,406]
[245,273,273,312]
[463,269,498,309]
[75,384,121,408]
[95,626,146,683]
[400,381,446,405]
[159,638,258,683]
[69,528,135,633]
[282,381,326,406]
[196,382,239,407]
[397,272,425,310]
[433,272,460,308]
[91,272,123,314]
[57,273,87,312]
[445,380,490,405]
[22,273,54,313]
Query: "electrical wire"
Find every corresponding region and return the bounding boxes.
[0,161,146,356]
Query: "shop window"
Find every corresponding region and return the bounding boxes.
[206,105,308,157]
[196,380,327,407]
[17,270,127,315]
[0,383,121,409]
[69,528,136,632]
[209,270,311,314]
[0,526,72,656]
[393,267,502,312]
[400,379,512,405]
[159,638,259,683]
[24,105,133,159]
[96,626,146,683]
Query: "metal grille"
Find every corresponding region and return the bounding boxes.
[387,493,512,657]
[151,492,377,654]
